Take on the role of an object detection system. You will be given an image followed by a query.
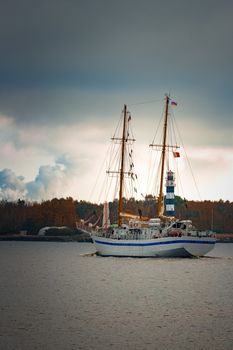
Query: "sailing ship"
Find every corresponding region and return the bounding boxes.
[91,96,216,257]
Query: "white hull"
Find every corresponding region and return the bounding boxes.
[92,235,216,258]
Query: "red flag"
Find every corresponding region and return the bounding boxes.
[173,151,180,158]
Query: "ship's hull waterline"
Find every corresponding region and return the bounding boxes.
[92,236,216,258]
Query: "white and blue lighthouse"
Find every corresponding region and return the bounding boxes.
[165,170,175,217]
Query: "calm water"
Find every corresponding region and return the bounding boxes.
[0,242,233,350]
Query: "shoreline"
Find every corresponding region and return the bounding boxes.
[0,234,93,243]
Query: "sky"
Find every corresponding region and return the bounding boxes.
[0,0,232,202]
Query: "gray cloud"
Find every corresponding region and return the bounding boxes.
[0,0,232,83]
[0,0,232,201]
[0,0,232,119]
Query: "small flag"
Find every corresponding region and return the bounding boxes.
[173,151,180,158]
[171,100,177,106]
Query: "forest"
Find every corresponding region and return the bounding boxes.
[0,196,232,235]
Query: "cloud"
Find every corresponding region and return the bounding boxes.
[26,154,78,201]
[0,169,25,201]
[0,0,232,87]
[0,154,78,201]
[0,0,232,130]
[174,146,233,201]
[0,114,14,128]
[0,0,232,202]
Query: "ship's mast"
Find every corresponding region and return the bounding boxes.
[118,104,127,227]
[157,95,170,217]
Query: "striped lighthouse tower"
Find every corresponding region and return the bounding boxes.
[165,170,175,217]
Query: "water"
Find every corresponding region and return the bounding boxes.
[0,242,233,350]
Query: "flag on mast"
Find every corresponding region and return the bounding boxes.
[173,151,180,158]
[171,100,177,106]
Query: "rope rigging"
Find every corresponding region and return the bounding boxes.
[90,96,202,209]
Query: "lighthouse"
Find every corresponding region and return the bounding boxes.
[165,170,175,217]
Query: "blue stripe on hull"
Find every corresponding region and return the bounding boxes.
[94,239,216,247]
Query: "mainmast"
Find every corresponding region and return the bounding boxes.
[118,104,127,227]
[157,95,170,217]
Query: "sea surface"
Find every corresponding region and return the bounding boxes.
[0,242,233,350]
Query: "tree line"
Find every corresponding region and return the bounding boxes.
[0,196,232,235]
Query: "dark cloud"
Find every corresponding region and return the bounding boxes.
[0,1,232,143]
[0,0,232,84]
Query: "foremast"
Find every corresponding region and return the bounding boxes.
[107,105,135,227]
